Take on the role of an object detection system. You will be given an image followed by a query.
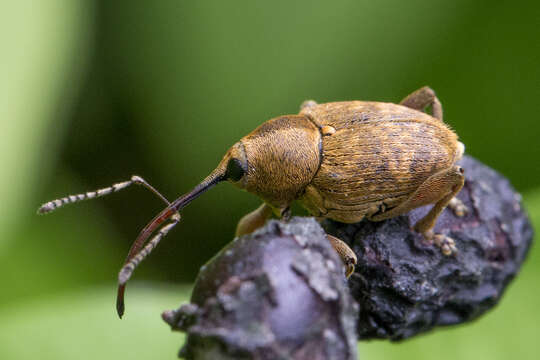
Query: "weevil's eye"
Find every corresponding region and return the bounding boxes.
[226,158,246,182]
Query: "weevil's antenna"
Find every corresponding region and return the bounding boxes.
[38,175,171,214]
[116,167,227,318]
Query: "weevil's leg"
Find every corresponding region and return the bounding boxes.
[449,197,468,217]
[236,202,273,237]
[300,99,317,110]
[370,166,465,255]
[400,86,443,121]
[38,175,171,214]
[327,234,357,278]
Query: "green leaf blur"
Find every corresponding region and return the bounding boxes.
[1,1,538,359]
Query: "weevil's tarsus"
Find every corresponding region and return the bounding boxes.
[37,175,170,214]
[449,196,468,217]
[434,233,457,256]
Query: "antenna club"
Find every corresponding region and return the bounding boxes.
[37,202,55,214]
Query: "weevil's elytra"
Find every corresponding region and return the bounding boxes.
[38,86,466,317]
[298,101,462,223]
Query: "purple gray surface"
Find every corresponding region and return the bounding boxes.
[163,155,533,358]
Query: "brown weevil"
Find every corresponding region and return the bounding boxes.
[38,86,466,318]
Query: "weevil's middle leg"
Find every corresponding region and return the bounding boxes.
[400,86,443,121]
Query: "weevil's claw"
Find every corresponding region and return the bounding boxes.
[420,230,458,256]
[344,255,357,278]
[345,262,356,278]
[449,197,468,217]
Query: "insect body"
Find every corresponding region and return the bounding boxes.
[39,86,466,318]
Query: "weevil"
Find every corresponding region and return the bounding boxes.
[38,86,467,318]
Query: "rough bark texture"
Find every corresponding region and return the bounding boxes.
[163,218,359,360]
[323,155,533,340]
[163,155,533,357]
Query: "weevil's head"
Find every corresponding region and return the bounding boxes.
[114,115,323,317]
[216,115,322,211]
[179,115,322,215]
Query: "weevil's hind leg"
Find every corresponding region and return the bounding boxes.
[327,234,357,278]
[400,86,443,121]
[236,203,274,237]
[38,175,171,214]
[370,166,465,255]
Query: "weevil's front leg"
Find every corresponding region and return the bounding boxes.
[327,234,357,278]
[400,86,443,121]
[370,166,465,255]
[236,202,274,237]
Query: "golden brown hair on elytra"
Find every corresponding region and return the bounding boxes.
[38,86,467,318]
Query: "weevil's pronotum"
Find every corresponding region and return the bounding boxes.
[39,86,467,317]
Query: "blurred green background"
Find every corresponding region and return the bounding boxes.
[1,1,538,359]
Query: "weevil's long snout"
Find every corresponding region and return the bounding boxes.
[116,161,229,318]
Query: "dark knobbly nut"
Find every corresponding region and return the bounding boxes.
[323,155,533,340]
[165,218,358,360]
